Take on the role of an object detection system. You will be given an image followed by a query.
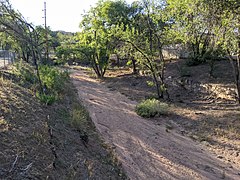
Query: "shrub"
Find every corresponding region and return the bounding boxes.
[13,62,69,105]
[39,65,69,94]
[14,62,38,85]
[37,65,69,104]
[36,92,57,105]
[136,99,169,118]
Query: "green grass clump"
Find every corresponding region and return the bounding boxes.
[36,92,57,105]
[136,99,169,118]
[70,103,90,130]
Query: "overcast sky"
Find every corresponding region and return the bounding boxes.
[9,0,134,32]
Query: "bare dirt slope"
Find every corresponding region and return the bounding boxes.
[72,69,240,180]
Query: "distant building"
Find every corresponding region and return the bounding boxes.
[162,44,190,59]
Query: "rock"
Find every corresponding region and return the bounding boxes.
[201,141,210,146]
[180,130,185,135]
[191,135,198,140]
[236,152,239,157]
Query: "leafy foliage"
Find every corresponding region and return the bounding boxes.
[38,66,69,104]
[14,62,69,105]
[1,0,240,103]
[14,62,38,85]
[112,0,172,99]
[39,65,69,93]
[36,92,57,105]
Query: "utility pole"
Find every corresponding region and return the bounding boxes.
[43,1,49,62]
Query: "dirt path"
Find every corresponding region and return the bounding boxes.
[72,69,239,180]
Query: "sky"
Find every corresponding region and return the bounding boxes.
[9,0,134,32]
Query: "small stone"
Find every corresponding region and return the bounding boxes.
[217,155,223,159]
[201,141,210,146]
[180,130,185,135]
[191,135,198,140]
[236,152,239,157]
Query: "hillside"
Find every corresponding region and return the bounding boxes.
[0,67,127,179]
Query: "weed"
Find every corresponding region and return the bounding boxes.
[146,81,155,87]
[70,103,90,131]
[36,92,57,105]
[136,99,169,118]
[31,131,46,144]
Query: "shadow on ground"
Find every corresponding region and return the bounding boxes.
[72,68,240,179]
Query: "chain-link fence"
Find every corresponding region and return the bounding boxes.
[0,50,16,68]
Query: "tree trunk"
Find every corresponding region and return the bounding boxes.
[32,49,43,93]
[236,75,240,104]
[229,52,240,104]
[236,38,240,103]
[152,72,162,99]
[116,54,120,67]
[132,57,137,74]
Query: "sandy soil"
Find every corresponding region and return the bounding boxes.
[72,69,240,180]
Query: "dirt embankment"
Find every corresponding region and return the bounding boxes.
[0,69,126,179]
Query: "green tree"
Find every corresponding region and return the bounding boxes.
[169,0,240,102]
[205,0,240,103]
[166,0,225,65]
[114,0,171,99]
[0,0,44,91]
[77,0,128,77]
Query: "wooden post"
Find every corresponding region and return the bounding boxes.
[44,1,49,62]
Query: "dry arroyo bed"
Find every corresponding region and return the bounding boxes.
[72,67,240,180]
